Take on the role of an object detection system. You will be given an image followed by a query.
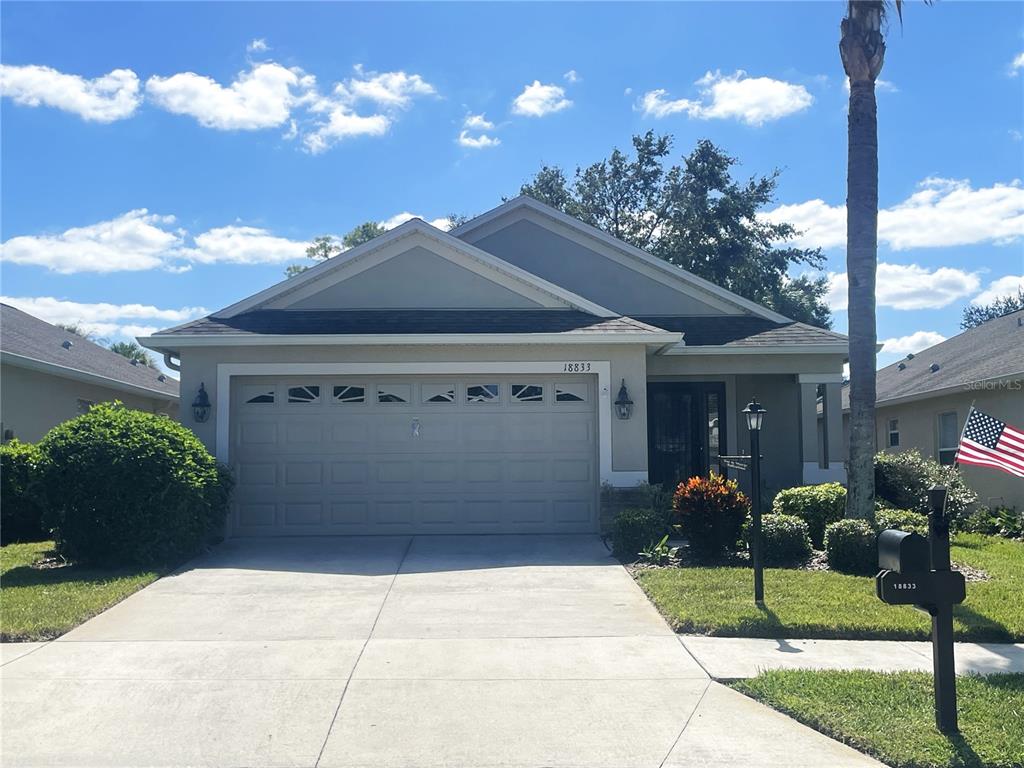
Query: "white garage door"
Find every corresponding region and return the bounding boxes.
[229,374,598,536]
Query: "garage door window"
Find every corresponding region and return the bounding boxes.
[287,385,320,404]
[422,384,456,404]
[555,383,587,402]
[378,384,411,404]
[333,384,365,404]
[466,384,499,403]
[244,386,275,404]
[511,384,544,403]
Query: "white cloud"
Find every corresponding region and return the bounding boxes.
[512,80,572,117]
[183,225,308,264]
[638,70,812,126]
[880,331,947,356]
[247,38,269,53]
[463,113,494,131]
[765,178,1024,251]
[826,263,981,312]
[338,65,435,108]
[302,109,389,153]
[1011,52,1024,75]
[0,64,140,122]
[563,70,580,83]
[145,62,312,130]
[0,210,182,273]
[458,130,500,149]
[380,212,451,231]
[971,275,1023,306]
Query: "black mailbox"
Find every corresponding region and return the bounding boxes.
[878,529,930,573]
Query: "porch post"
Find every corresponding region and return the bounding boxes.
[824,382,844,472]
[798,382,819,470]
[796,374,846,484]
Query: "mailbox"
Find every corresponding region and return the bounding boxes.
[877,529,930,573]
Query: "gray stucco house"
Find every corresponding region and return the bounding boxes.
[140,196,848,537]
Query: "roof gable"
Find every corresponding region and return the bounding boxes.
[216,219,615,319]
[452,196,791,322]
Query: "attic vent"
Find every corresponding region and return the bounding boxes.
[158,374,166,382]
[930,363,940,373]
[130,359,139,366]
[61,340,73,350]
[897,362,906,371]
[905,353,915,360]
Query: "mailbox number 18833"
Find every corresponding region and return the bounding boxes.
[562,362,592,373]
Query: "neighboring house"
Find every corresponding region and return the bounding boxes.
[829,309,1023,511]
[140,196,848,537]
[1,304,179,442]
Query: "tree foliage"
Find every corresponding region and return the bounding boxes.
[108,341,156,368]
[518,133,832,328]
[961,288,1024,329]
[285,223,388,278]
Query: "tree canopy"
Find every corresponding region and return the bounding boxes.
[961,288,1024,329]
[108,341,156,368]
[518,132,831,328]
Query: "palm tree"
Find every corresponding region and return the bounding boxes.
[109,341,156,368]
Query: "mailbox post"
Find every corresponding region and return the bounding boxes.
[927,485,958,734]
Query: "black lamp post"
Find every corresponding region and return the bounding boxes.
[743,397,767,604]
[192,382,212,423]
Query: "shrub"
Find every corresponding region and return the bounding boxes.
[874,508,929,536]
[672,472,749,558]
[611,507,666,561]
[960,506,1023,539]
[744,513,813,566]
[824,519,877,575]
[0,440,47,544]
[771,482,846,549]
[37,402,233,567]
[874,450,977,522]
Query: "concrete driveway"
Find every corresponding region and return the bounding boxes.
[1,535,880,768]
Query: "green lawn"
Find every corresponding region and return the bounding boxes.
[1,541,160,642]
[734,670,1024,768]
[636,534,1023,641]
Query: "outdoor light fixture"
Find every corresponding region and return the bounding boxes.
[743,397,766,432]
[192,383,212,423]
[614,379,634,420]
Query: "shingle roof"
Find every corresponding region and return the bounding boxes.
[1,304,180,398]
[841,309,1024,409]
[632,315,848,347]
[153,309,670,337]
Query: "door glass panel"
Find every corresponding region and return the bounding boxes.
[377,384,411,403]
[707,392,720,465]
[287,385,320,404]
[333,385,365,403]
[466,384,499,403]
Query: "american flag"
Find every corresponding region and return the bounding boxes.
[956,408,1024,478]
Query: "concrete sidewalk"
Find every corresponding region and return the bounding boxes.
[680,636,1024,680]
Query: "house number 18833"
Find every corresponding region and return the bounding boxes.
[562,362,592,372]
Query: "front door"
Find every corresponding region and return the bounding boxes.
[647,382,726,488]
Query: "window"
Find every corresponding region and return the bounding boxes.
[938,411,959,465]
[244,388,274,404]
[555,383,587,403]
[377,384,410,404]
[511,384,544,403]
[888,418,900,448]
[76,398,95,414]
[422,384,456,404]
[466,384,499,403]
[333,385,365,404]
[287,385,320,404]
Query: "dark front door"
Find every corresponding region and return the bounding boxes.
[647,382,726,488]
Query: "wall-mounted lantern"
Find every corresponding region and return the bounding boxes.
[614,379,634,420]
[192,383,212,423]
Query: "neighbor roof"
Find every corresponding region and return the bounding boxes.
[1,304,180,399]
[842,309,1024,409]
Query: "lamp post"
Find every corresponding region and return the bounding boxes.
[743,397,767,604]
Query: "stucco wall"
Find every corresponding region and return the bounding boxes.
[176,343,650,476]
[0,364,179,443]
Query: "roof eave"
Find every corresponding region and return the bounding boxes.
[1,351,180,401]
[661,343,849,356]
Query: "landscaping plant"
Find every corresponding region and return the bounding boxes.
[638,534,679,566]
[38,402,234,567]
[672,472,749,558]
[610,506,666,561]
[874,508,929,537]
[960,506,1023,540]
[745,513,813,566]
[771,482,846,548]
[824,518,877,575]
[874,450,976,523]
[0,439,47,544]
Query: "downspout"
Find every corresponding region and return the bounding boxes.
[163,353,181,372]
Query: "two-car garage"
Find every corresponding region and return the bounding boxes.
[229,374,599,536]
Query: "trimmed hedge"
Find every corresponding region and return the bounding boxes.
[673,472,749,558]
[0,440,47,544]
[38,402,233,567]
[874,450,976,522]
[611,507,666,561]
[824,519,877,575]
[874,508,929,537]
[771,482,846,549]
[745,513,813,566]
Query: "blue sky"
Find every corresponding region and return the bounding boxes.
[2,1,1022,376]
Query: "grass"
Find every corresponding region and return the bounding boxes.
[636,534,1023,641]
[733,670,1024,768]
[1,541,160,642]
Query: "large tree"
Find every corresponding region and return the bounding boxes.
[519,132,832,328]
[285,223,387,278]
[961,288,1024,329]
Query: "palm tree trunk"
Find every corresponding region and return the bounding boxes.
[841,1,886,521]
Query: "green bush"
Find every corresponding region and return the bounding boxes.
[672,472,749,558]
[874,508,929,537]
[960,506,1023,539]
[37,402,233,567]
[0,440,47,544]
[874,450,976,523]
[824,519,878,575]
[771,482,846,549]
[744,513,813,566]
[611,507,666,561]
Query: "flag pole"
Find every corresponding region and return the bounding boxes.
[953,401,976,470]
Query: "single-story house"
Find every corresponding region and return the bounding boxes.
[1,303,180,442]
[829,309,1023,511]
[140,196,848,537]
